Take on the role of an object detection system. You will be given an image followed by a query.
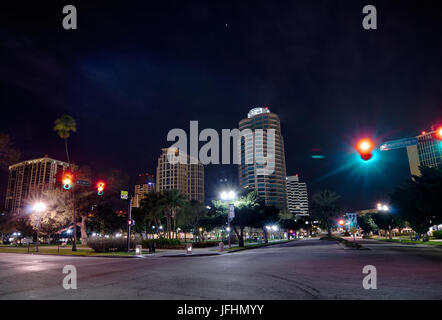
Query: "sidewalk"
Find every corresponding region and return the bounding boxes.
[142,246,224,257]
[142,239,296,257]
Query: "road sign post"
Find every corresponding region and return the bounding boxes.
[228,203,235,249]
[121,190,132,252]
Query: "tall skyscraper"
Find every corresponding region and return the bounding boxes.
[132,173,156,208]
[286,175,309,216]
[156,148,204,203]
[5,156,70,216]
[238,107,288,211]
[406,126,442,176]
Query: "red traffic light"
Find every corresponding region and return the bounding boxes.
[96,181,106,196]
[62,172,73,190]
[434,127,442,141]
[338,219,345,226]
[355,138,375,161]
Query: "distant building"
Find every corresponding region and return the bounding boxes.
[406,126,442,176]
[5,156,70,216]
[238,107,288,211]
[132,173,156,208]
[286,175,309,216]
[156,148,204,203]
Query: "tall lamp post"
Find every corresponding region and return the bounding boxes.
[220,190,236,249]
[33,202,46,253]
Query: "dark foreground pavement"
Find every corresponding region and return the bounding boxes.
[0,238,441,299]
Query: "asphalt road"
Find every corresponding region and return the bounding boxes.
[0,238,441,299]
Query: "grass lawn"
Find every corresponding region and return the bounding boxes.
[0,245,143,257]
[380,238,442,246]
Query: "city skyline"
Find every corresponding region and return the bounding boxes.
[0,0,442,305]
[1,1,441,211]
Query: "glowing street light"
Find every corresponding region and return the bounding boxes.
[33,202,46,213]
[220,190,237,248]
[377,203,390,212]
[220,190,236,201]
[32,202,46,252]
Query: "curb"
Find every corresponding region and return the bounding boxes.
[225,240,297,253]
[159,253,220,257]
[0,251,149,258]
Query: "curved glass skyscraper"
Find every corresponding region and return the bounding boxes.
[238,107,288,211]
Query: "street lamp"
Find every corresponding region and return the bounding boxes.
[220,190,236,248]
[376,203,390,212]
[33,202,46,252]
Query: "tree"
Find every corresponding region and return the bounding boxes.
[252,204,280,243]
[0,134,20,169]
[138,191,165,237]
[53,114,77,250]
[178,200,207,241]
[357,214,378,237]
[390,165,442,240]
[53,114,76,165]
[310,190,341,237]
[29,189,72,243]
[162,189,185,239]
[230,191,260,247]
[87,203,125,235]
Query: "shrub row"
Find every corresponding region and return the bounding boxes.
[191,241,220,248]
[142,238,185,249]
[88,237,141,253]
[433,230,442,239]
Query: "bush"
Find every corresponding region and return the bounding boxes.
[192,241,220,248]
[432,230,442,239]
[88,236,140,253]
[142,238,184,249]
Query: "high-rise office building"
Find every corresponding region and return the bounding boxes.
[132,173,156,208]
[406,126,442,176]
[5,156,70,216]
[156,148,204,203]
[238,107,288,211]
[286,175,309,216]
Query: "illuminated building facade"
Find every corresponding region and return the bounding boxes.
[286,175,309,216]
[156,148,204,203]
[406,126,442,176]
[238,107,288,211]
[5,156,70,216]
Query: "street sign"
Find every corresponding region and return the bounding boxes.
[350,227,358,235]
[229,203,235,219]
[379,137,418,151]
[76,179,91,187]
[346,213,357,227]
[120,190,129,200]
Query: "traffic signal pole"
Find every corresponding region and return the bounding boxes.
[72,185,77,251]
[126,197,132,252]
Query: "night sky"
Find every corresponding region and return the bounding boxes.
[1,0,441,211]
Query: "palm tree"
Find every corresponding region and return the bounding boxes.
[53,114,77,250]
[140,191,164,237]
[311,190,341,237]
[53,114,76,165]
[162,189,185,239]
